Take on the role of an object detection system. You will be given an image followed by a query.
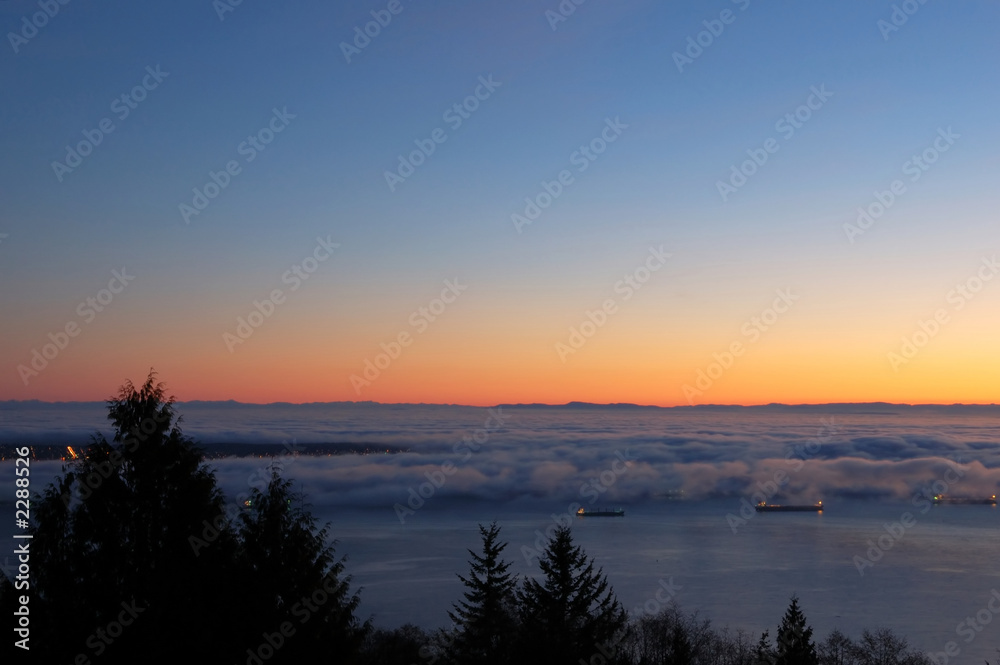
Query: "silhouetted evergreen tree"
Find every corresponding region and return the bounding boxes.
[775,597,818,665]
[237,468,369,663]
[27,372,242,664]
[19,372,366,664]
[358,624,432,665]
[517,526,628,665]
[446,521,518,665]
[756,630,775,665]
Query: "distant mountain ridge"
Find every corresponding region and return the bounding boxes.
[2,399,997,411]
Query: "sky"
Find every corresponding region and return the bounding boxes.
[1,0,998,406]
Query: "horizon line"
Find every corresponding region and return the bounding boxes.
[3,399,998,409]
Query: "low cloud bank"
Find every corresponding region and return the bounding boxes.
[3,403,998,509]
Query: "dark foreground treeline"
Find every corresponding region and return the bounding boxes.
[365,609,942,665]
[0,374,993,665]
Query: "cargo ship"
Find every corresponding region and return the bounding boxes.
[932,495,996,505]
[755,501,823,513]
[576,507,625,517]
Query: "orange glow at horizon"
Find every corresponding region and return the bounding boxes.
[8,345,998,407]
[4,276,998,407]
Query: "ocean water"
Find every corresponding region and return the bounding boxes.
[1,402,998,660]
[322,499,1000,662]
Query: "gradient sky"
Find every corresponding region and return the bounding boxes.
[1,0,998,406]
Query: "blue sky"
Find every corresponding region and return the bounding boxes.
[1,0,998,404]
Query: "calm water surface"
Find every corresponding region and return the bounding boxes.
[324,499,999,662]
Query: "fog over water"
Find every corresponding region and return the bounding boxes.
[6,401,1000,504]
[2,402,998,660]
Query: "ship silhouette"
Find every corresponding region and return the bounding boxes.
[755,500,823,513]
[577,507,625,517]
[932,494,996,505]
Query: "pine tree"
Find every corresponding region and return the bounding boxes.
[238,468,369,663]
[446,522,518,665]
[517,526,628,665]
[29,371,243,664]
[757,630,775,665]
[23,372,368,664]
[775,596,818,665]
